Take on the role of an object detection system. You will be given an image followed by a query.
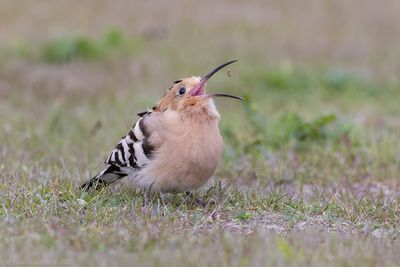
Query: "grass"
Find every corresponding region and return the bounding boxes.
[4,27,144,63]
[1,180,399,266]
[1,0,400,266]
[39,28,143,63]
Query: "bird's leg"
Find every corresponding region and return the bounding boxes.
[141,192,149,214]
[185,191,206,208]
[142,191,149,208]
[142,182,155,212]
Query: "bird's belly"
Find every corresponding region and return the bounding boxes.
[127,126,223,192]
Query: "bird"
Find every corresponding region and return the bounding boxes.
[81,60,243,193]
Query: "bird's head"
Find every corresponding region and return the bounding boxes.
[154,60,243,116]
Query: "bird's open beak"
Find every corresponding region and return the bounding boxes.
[189,60,243,100]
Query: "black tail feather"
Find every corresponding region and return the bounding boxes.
[81,165,126,191]
[81,176,109,191]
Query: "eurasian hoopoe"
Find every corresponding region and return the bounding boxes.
[82,60,242,193]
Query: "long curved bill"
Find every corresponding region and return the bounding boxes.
[200,60,238,82]
[201,93,243,101]
[190,60,242,100]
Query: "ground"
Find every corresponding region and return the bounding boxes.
[0,1,399,266]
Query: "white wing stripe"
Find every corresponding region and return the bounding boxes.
[117,149,124,163]
[133,141,148,166]
[133,118,144,140]
[125,135,133,143]
[121,140,130,165]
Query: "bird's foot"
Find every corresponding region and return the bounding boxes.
[141,182,157,214]
[185,192,206,208]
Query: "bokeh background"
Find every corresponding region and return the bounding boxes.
[1,0,399,183]
[1,1,399,266]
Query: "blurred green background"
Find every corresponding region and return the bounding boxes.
[1,0,399,186]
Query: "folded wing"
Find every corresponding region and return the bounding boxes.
[82,112,154,190]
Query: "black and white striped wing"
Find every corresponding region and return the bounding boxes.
[106,116,153,168]
[82,113,154,190]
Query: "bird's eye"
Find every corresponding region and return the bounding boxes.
[178,87,186,95]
